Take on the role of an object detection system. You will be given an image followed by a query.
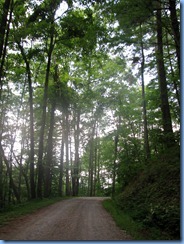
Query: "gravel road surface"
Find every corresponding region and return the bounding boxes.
[0,197,132,241]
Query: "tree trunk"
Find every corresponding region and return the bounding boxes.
[0,0,12,206]
[93,122,99,196]
[0,108,4,207]
[88,122,95,196]
[96,144,101,195]
[156,3,175,147]
[58,118,65,197]
[169,0,180,73]
[17,42,36,199]
[44,64,59,198]
[44,100,56,197]
[112,133,118,197]
[0,0,12,94]
[140,30,150,160]
[0,143,20,203]
[65,110,70,196]
[165,31,180,110]
[93,141,97,196]
[37,32,54,199]
[28,65,36,199]
[73,110,80,196]
[0,142,3,207]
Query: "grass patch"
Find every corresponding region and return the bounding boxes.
[103,199,143,240]
[102,199,168,240]
[0,197,67,227]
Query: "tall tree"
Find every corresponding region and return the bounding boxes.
[156,0,175,147]
[140,28,150,160]
[72,108,80,196]
[0,0,13,207]
[64,108,70,196]
[169,0,180,72]
[44,100,56,197]
[58,114,65,197]
[0,0,12,92]
[16,42,36,199]
[37,14,55,198]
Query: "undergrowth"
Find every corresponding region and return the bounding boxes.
[103,199,144,240]
[105,146,180,240]
[0,197,66,226]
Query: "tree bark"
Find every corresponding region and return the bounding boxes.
[88,122,95,197]
[112,133,118,197]
[73,110,80,196]
[93,122,99,196]
[58,118,65,197]
[169,0,180,73]
[165,30,180,110]
[37,31,54,199]
[65,109,70,196]
[0,0,12,94]
[44,100,56,197]
[0,1,12,206]
[140,30,150,160]
[0,143,20,203]
[44,64,59,198]
[0,138,3,207]
[17,42,36,199]
[156,3,175,147]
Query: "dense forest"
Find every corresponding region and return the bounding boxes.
[0,0,180,240]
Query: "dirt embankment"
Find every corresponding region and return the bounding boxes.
[0,197,132,241]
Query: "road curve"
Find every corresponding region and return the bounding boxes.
[0,197,132,241]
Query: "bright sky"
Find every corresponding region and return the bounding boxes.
[55,1,68,19]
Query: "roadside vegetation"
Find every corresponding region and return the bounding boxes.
[103,146,180,240]
[0,197,66,227]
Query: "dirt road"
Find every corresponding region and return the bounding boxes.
[0,197,132,241]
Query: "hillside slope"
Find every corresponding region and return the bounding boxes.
[115,147,180,240]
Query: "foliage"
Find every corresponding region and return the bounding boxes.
[0,197,67,226]
[114,146,180,240]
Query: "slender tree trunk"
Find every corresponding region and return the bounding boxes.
[0,1,12,206]
[0,108,4,207]
[89,138,94,197]
[43,64,59,198]
[18,138,24,198]
[65,109,70,196]
[156,3,175,147]
[0,144,20,203]
[28,66,36,199]
[0,138,3,207]
[0,0,11,57]
[0,0,12,94]
[169,0,180,73]
[112,133,118,197]
[23,172,30,200]
[44,101,56,197]
[96,144,100,195]
[73,110,80,196]
[93,141,97,196]
[93,122,99,196]
[165,32,180,109]
[88,122,95,197]
[17,43,36,199]
[140,29,150,160]
[37,32,54,199]
[58,118,65,197]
